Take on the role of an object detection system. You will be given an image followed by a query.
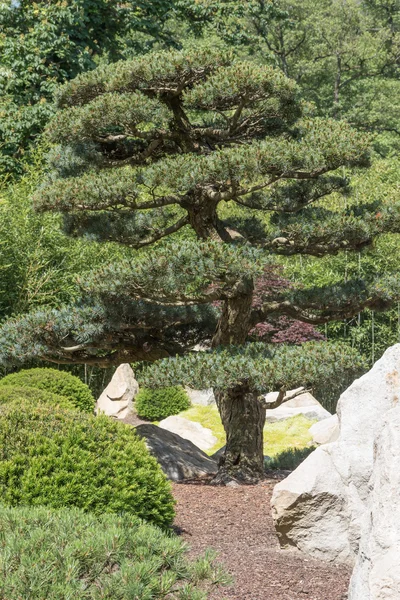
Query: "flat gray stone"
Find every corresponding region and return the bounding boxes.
[136,424,218,481]
[309,414,339,445]
[265,391,331,423]
[185,387,216,406]
[158,415,217,451]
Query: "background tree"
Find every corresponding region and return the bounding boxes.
[2,45,400,482]
[0,0,180,176]
[181,0,400,153]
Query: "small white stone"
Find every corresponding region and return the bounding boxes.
[158,416,217,451]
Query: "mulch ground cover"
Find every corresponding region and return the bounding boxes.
[172,476,350,600]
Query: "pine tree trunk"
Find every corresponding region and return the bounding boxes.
[213,385,266,484]
[210,287,267,484]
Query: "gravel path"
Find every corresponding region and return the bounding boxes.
[172,478,350,600]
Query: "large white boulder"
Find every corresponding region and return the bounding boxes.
[271,344,400,564]
[185,387,216,406]
[136,424,218,481]
[158,415,217,451]
[349,404,400,599]
[265,390,331,422]
[96,364,138,419]
[309,414,339,445]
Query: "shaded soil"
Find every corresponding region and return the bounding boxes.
[172,477,350,600]
[122,413,148,427]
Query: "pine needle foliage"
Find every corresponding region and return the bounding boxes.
[2,45,399,372]
[0,505,230,599]
[2,44,400,478]
[139,341,367,398]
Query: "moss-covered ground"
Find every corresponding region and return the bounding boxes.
[179,405,315,456]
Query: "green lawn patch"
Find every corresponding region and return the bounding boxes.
[180,405,315,457]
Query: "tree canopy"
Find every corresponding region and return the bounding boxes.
[2,44,400,480]
[0,0,180,175]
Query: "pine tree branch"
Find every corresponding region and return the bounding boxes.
[261,386,311,409]
[126,215,190,248]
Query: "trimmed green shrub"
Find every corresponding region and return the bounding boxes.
[0,368,94,412]
[265,446,316,470]
[0,403,175,527]
[0,505,230,600]
[0,385,76,411]
[136,386,190,420]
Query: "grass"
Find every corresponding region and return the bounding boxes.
[180,405,226,454]
[180,405,315,457]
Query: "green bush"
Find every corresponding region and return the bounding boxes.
[265,446,316,470]
[0,505,230,600]
[0,403,175,528]
[136,386,191,420]
[0,385,76,411]
[0,368,94,412]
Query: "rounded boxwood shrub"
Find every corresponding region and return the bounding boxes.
[0,403,175,527]
[136,386,190,420]
[0,368,94,412]
[0,505,229,600]
[0,385,76,411]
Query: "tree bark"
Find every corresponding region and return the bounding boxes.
[213,385,266,484]
[212,292,254,346]
[210,280,267,484]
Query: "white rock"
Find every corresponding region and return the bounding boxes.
[185,387,216,406]
[349,405,400,599]
[309,414,339,445]
[96,364,139,419]
[158,416,217,451]
[271,344,400,564]
[136,424,218,482]
[265,391,331,422]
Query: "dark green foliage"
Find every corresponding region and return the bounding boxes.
[0,385,76,411]
[136,386,190,420]
[1,45,390,372]
[1,43,397,479]
[185,0,400,153]
[0,0,179,176]
[0,403,175,527]
[0,505,229,600]
[0,299,217,368]
[139,341,367,398]
[265,446,316,470]
[0,162,125,322]
[0,368,94,412]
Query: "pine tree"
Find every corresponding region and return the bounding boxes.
[2,44,400,482]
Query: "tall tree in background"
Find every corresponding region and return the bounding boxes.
[0,0,179,176]
[3,46,400,482]
[180,0,400,152]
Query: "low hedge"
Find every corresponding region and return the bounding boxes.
[0,385,76,411]
[0,505,229,600]
[136,386,190,420]
[0,403,175,527]
[0,368,94,412]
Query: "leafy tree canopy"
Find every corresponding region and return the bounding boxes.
[2,44,399,367]
[3,44,400,480]
[0,0,179,175]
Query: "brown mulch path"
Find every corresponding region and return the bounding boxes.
[172,477,350,600]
